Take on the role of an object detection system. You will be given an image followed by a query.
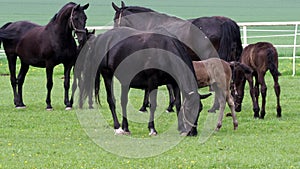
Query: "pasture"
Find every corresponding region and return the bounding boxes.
[1,0,300,168]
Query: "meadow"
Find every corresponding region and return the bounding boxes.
[1,0,300,168]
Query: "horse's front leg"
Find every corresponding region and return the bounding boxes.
[148,87,158,136]
[121,85,130,135]
[166,84,175,113]
[45,67,54,110]
[7,55,19,107]
[63,63,72,109]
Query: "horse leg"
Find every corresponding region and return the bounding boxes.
[215,87,226,131]
[7,54,18,106]
[121,85,130,135]
[103,74,122,134]
[70,71,77,108]
[148,87,158,136]
[172,84,186,135]
[166,84,175,113]
[15,61,29,108]
[258,73,267,119]
[45,67,54,110]
[227,90,238,130]
[63,64,72,109]
[246,74,260,118]
[272,74,281,117]
[208,92,219,113]
[139,89,149,112]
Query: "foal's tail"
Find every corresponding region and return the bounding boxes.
[267,48,281,76]
[219,18,243,62]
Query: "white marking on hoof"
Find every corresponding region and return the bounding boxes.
[65,107,72,111]
[114,128,124,135]
[139,110,147,113]
[149,129,157,136]
[16,106,26,109]
[180,132,188,136]
[46,108,53,111]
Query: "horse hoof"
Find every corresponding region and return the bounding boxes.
[114,128,125,135]
[123,131,131,135]
[139,110,147,113]
[180,132,188,136]
[165,109,174,113]
[46,107,53,111]
[208,109,216,113]
[16,105,26,109]
[65,107,72,111]
[226,113,232,117]
[149,129,157,136]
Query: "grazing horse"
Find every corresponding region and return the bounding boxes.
[112,2,242,112]
[233,42,281,119]
[76,27,211,136]
[0,2,89,110]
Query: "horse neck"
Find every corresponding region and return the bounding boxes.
[47,7,73,36]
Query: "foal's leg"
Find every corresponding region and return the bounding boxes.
[7,54,18,106]
[45,67,54,110]
[148,88,158,136]
[246,74,260,118]
[16,62,29,108]
[63,63,72,109]
[258,72,267,119]
[227,90,238,130]
[215,87,226,131]
[272,74,281,117]
[121,85,130,135]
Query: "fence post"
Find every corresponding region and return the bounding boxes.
[292,23,298,76]
[242,25,247,47]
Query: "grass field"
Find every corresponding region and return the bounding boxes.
[1,0,300,168]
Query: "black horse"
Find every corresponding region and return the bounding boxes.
[76,27,211,136]
[112,2,242,112]
[0,2,89,110]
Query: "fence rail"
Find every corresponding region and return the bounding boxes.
[1,21,299,75]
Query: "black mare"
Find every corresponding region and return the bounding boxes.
[112,2,242,112]
[0,2,89,110]
[76,27,210,136]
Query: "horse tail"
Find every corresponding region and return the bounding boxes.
[219,19,243,62]
[0,22,15,47]
[267,48,281,76]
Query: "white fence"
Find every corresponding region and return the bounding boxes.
[1,22,299,75]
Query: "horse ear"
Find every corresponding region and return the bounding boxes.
[82,3,89,10]
[74,4,80,10]
[112,2,120,11]
[91,29,95,34]
[121,1,126,8]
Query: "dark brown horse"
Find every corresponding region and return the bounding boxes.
[233,42,281,119]
[0,2,89,110]
[112,2,243,112]
[76,27,211,136]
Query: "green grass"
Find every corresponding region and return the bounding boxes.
[1,0,300,168]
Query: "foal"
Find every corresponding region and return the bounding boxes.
[193,58,238,130]
[233,42,281,119]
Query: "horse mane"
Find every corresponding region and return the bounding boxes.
[123,6,154,13]
[50,2,77,23]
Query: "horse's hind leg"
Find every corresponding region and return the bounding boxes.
[148,87,158,136]
[272,74,281,117]
[16,62,29,108]
[7,54,19,107]
[227,91,238,130]
[258,73,267,119]
[63,64,72,109]
[246,74,260,118]
[215,87,226,131]
[166,84,175,113]
[121,85,130,135]
[139,89,149,112]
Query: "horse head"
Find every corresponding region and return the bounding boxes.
[230,61,253,112]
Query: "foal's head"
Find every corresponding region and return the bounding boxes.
[230,62,253,112]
